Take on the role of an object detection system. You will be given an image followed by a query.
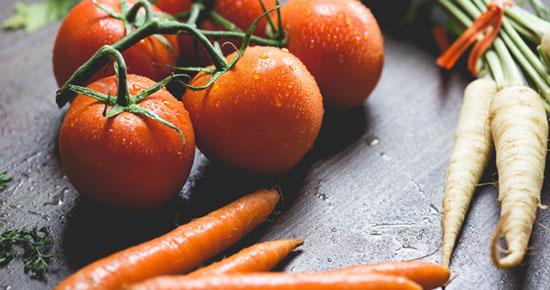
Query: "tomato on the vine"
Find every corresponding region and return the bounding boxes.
[59,74,195,209]
[183,46,323,175]
[282,0,384,110]
[154,0,193,16]
[53,0,180,86]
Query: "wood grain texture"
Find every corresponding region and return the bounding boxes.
[1,1,550,289]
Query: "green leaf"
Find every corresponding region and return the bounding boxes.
[105,105,126,118]
[0,170,11,191]
[127,104,186,146]
[134,74,188,103]
[91,0,122,20]
[67,85,111,103]
[3,0,78,34]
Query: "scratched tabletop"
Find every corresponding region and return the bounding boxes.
[1,1,550,289]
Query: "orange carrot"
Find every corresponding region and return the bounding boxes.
[55,189,280,290]
[187,239,304,277]
[332,261,449,290]
[126,272,422,290]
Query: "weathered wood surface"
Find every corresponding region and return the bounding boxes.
[1,1,549,289]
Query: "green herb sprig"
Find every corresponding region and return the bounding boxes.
[0,170,11,191]
[0,227,54,280]
[3,0,79,34]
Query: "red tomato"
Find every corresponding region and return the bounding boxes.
[178,0,277,66]
[154,0,192,16]
[183,46,324,175]
[53,0,180,86]
[59,74,195,209]
[282,0,384,110]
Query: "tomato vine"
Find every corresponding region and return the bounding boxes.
[55,0,284,107]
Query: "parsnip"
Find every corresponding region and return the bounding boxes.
[490,85,548,269]
[442,78,498,267]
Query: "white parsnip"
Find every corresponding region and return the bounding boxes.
[490,85,548,269]
[441,78,498,267]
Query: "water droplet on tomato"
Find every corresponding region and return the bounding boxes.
[274,95,283,108]
[253,73,261,80]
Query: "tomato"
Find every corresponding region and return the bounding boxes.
[154,0,192,16]
[183,46,323,175]
[178,0,277,66]
[59,74,195,209]
[282,0,384,110]
[53,0,180,86]
[211,0,276,38]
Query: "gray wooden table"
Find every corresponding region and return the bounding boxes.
[1,1,549,289]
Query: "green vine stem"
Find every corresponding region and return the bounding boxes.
[125,0,153,24]
[198,30,287,46]
[187,2,204,24]
[209,10,243,32]
[109,47,130,106]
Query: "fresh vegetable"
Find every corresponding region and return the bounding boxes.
[126,272,422,290]
[154,0,193,16]
[0,227,53,280]
[435,0,550,269]
[3,0,78,34]
[187,239,304,277]
[281,0,384,110]
[333,261,450,290]
[441,78,497,267]
[0,170,11,191]
[59,73,195,209]
[183,46,324,175]
[489,85,548,269]
[55,189,280,290]
[53,0,180,86]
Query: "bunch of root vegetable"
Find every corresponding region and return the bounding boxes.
[436,0,550,269]
[54,189,450,290]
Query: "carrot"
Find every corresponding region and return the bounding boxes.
[55,189,280,290]
[442,78,497,267]
[125,272,422,290]
[489,86,548,268]
[333,261,450,290]
[187,239,304,277]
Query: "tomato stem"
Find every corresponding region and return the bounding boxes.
[209,10,243,32]
[125,0,154,24]
[186,2,204,25]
